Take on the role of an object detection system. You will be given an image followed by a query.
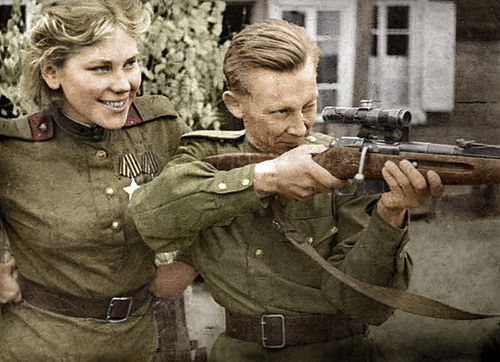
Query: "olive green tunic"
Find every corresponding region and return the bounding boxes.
[0,95,190,361]
[129,130,413,361]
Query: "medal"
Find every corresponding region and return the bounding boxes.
[119,153,142,199]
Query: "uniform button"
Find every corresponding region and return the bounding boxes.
[218,183,227,190]
[255,249,264,257]
[241,178,250,186]
[39,123,48,132]
[111,221,121,231]
[105,187,114,196]
[306,135,317,143]
[306,236,314,244]
[96,150,108,160]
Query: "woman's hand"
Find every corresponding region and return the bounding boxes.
[150,261,198,300]
[0,259,22,304]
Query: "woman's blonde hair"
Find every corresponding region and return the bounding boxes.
[20,0,150,109]
[223,19,320,94]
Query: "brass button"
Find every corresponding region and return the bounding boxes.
[111,221,121,231]
[96,150,108,160]
[255,249,264,257]
[105,187,114,196]
[218,182,227,190]
[306,135,317,143]
[306,236,314,244]
[241,178,250,186]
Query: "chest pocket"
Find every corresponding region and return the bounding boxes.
[285,193,338,258]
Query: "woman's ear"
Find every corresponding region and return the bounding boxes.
[40,60,61,90]
[222,90,244,119]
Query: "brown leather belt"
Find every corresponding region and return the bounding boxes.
[18,273,150,322]
[225,311,367,348]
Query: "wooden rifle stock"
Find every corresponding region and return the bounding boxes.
[203,147,500,185]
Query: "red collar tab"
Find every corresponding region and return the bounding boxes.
[123,103,143,128]
[28,112,54,141]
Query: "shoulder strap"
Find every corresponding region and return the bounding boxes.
[305,132,334,146]
[181,129,246,141]
[0,112,54,141]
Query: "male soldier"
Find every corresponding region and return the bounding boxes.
[129,20,443,361]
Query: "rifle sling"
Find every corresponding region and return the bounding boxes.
[269,198,495,320]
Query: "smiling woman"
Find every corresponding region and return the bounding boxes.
[0,0,197,361]
[40,27,142,129]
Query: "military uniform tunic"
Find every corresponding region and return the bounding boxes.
[129,131,413,361]
[0,95,190,361]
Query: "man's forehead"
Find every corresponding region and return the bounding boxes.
[246,70,317,104]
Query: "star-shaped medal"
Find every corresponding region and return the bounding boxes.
[123,178,140,200]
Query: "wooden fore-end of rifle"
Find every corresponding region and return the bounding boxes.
[313,137,500,185]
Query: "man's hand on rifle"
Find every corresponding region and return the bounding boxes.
[0,259,22,304]
[253,144,349,200]
[377,159,444,228]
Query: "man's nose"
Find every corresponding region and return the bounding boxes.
[286,112,307,136]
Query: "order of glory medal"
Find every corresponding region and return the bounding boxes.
[119,153,142,199]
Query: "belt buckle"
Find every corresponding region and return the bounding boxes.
[260,314,286,348]
[106,296,133,323]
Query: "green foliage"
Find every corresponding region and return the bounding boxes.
[0,0,27,117]
[140,0,228,130]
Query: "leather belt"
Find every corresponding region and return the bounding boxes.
[18,273,150,322]
[225,311,367,348]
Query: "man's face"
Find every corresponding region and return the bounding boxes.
[226,58,318,154]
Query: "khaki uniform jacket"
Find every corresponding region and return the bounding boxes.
[129,131,413,361]
[0,95,190,361]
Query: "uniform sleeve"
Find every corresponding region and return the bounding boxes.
[321,194,412,325]
[128,141,264,253]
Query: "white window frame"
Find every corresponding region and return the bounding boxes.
[268,0,357,108]
[0,0,34,33]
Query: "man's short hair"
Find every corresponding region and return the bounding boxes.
[223,19,320,94]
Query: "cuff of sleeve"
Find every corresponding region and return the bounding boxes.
[207,164,268,214]
[366,207,409,257]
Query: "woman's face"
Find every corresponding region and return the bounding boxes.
[44,27,141,129]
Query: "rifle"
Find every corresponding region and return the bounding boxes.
[203,105,500,320]
[205,105,500,189]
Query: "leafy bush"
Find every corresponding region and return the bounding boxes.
[0,0,27,117]
[140,0,228,130]
[0,0,228,130]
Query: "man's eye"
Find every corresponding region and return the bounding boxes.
[303,104,316,112]
[90,66,110,73]
[272,109,288,115]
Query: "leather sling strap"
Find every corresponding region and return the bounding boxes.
[269,198,497,320]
